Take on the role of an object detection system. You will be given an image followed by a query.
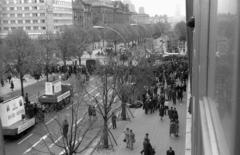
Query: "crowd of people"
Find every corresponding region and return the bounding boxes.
[136,57,188,155]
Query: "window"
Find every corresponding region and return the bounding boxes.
[24,0,29,3]
[32,6,38,10]
[31,0,37,3]
[10,14,15,17]
[33,26,38,30]
[40,13,45,17]
[16,0,21,3]
[10,20,15,24]
[10,7,15,11]
[17,7,22,10]
[33,20,38,23]
[25,13,30,17]
[24,7,30,10]
[25,20,31,23]
[2,8,7,11]
[41,27,46,30]
[4,27,9,30]
[3,14,8,17]
[39,0,44,3]
[11,27,16,30]
[17,14,23,17]
[26,27,31,30]
[18,20,23,24]
[40,20,45,23]
[39,6,45,10]
[32,13,38,17]
[18,27,23,30]
[3,21,8,24]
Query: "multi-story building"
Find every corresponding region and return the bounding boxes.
[0,0,73,38]
[149,15,167,24]
[73,0,92,28]
[91,0,130,25]
[132,13,150,24]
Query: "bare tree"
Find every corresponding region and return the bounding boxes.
[56,26,79,73]
[31,78,102,155]
[1,29,36,96]
[36,33,58,81]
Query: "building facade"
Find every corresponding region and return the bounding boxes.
[91,1,130,26]
[132,13,150,24]
[139,7,145,14]
[149,15,167,23]
[0,0,73,38]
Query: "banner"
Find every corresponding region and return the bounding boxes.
[53,80,61,94]
[45,82,53,95]
[0,96,25,127]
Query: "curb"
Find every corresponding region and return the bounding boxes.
[185,79,192,155]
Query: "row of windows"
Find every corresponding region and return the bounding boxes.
[53,13,72,17]
[0,6,45,11]
[54,20,72,23]
[0,26,46,31]
[0,19,45,24]
[0,0,44,4]
[53,7,72,11]
[54,1,71,6]
[1,13,45,17]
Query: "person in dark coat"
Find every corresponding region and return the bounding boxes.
[112,112,117,129]
[168,107,174,120]
[169,121,176,137]
[143,138,153,155]
[10,81,14,91]
[166,147,175,155]
[159,105,165,120]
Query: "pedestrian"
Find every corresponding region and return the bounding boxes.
[168,107,173,120]
[169,120,176,137]
[111,112,117,129]
[62,117,69,138]
[10,81,14,91]
[124,128,130,148]
[166,147,175,155]
[92,106,96,118]
[88,105,92,119]
[25,93,29,105]
[174,120,179,137]
[1,78,4,87]
[129,129,135,150]
[159,105,164,120]
[142,138,154,155]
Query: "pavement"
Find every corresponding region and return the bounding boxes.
[0,75,48,100]
[86,79,187,155]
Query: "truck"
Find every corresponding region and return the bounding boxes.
[0,96,35,136]
[38,80,72,112]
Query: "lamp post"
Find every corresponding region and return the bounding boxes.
[130,24,154,53]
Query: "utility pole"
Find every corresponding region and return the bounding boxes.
[0,119,6,155]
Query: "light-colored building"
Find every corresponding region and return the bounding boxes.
[132,13,149,24]
[139,7,144,14]
[149,15,167,23]
[0,0,73,38]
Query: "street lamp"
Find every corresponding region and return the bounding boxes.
[93,26,126,46]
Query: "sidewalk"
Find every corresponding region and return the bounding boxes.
[88,90,187,155]
[0,75,55,101]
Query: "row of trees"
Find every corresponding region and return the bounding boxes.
[0,22,170,97]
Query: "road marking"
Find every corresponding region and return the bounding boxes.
[59,137,82,155]
[23,134,49,154]
[18,133,33,145]
[45,116,57,125]
[49,136,62,148]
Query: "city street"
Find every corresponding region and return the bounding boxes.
[2,75,106,155]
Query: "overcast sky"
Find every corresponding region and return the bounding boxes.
[130,0,186,17]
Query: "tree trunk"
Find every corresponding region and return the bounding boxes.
[79,57,81,66]
[103,119,108,148]
[20,75,24,97]
[46,65,49,82]
[121,101,126,120]
[63,57,67,73]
